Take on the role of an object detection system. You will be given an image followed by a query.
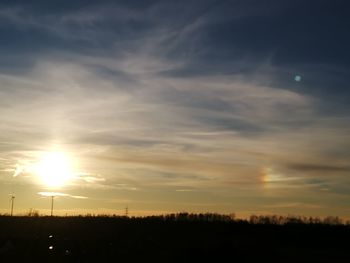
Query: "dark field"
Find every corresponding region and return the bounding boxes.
[0,215,349,262]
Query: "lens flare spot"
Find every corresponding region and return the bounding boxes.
[294,75,302,82]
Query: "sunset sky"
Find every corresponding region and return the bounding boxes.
[0,0,349,218]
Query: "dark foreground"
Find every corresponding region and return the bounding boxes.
[0,216,349,262]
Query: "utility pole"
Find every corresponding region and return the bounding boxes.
[50,196,54,216]
[10,195,15,216]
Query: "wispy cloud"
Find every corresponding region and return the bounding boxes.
[38,192,88,199]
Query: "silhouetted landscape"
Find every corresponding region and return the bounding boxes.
[1,1,350,262]
[1,214,349,262]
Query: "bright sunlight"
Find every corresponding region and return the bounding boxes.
[34,152,74,188]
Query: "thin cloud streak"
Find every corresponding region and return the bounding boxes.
[38,192,88,199]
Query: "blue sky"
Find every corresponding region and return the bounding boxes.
[0,0,349,217]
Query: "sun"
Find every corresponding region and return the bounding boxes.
[34,152,74,188]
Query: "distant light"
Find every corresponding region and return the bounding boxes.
[65,249,71,256]
[49,245,54,250]
[49,235,53,238]
[294,75,302,82]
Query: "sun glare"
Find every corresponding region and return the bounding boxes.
[34,152,74,188]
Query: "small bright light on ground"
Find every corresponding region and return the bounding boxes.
[49,245,54,250]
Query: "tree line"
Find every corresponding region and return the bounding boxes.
[1,211,348,225]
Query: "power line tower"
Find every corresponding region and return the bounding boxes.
[125,206,128,217]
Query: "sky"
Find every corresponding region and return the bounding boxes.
[0,0,349,218]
